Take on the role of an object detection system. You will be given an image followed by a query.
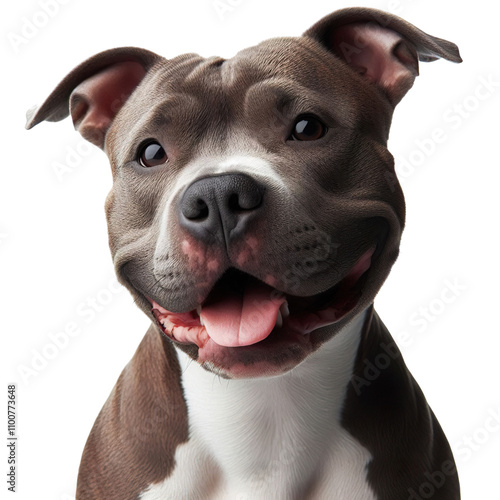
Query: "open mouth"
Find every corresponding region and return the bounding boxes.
[150,246,375,355]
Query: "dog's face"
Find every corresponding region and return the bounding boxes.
[27,8,461,378]
[106,38,402,378]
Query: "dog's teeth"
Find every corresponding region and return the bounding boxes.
[196,305,204,326]
[280,301,290,319]
[276,310,283,328]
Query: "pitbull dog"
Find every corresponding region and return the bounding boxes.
[27,7,462,500]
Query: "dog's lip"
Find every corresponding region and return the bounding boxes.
[149,246,375,350]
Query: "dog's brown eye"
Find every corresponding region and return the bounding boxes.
[139,141,167,168]
[289,115,327,141]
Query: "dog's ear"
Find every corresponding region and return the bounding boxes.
[25,47,161,148]
[304,8,462,106]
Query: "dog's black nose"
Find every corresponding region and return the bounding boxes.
[179,174,265,244]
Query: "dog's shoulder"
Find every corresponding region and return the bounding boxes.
[76,326,188,499]
[342,309,460,499]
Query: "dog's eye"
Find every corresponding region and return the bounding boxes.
[289,115,327,141]
[138,141,168,168]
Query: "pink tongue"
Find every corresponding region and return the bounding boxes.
[200,281,285,347]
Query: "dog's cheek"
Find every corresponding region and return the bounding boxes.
[313,135,404,220]
[345,140,405,231]
[122,166,171,214]
[104,179,162,266]
[300,129,364,194]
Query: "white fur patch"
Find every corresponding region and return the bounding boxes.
[140,310,377,499]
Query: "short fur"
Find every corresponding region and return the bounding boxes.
[27,7,461,499]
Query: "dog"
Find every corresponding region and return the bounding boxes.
[27,7,462,500]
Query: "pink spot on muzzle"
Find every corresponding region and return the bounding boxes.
[181,238,221,278]
[236,236,260,267]
[207,259,220,272]
[181,239,210,270]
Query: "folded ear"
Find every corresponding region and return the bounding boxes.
[25,47,162,148]
[304,8,462,106]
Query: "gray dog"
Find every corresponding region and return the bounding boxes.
[27,7,462,500]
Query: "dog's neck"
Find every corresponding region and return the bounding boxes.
[175,308,369,493]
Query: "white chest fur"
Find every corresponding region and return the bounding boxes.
[140,310,376,500]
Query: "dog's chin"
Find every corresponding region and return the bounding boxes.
[147,246,376,379]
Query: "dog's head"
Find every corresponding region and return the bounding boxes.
[27,8,461,378]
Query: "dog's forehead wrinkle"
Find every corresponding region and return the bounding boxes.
[242,78,350,129]
[225,40,374,130]
[154,53,207,83]
[232,35,343,81]
[142,61,235,140]
[221,37,333,92]
[183,55,227,83]
[127,94,199,137]
[141,55,227,111]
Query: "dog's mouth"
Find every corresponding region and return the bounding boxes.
[150,246,375,374]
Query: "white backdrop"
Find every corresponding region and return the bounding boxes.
[2,0,499,498]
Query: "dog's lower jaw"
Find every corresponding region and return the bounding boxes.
[148,247,375,378]
[140,309,377,500]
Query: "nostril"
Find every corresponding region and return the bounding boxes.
[227,190,263,213]
[228,193,241,213]
[183,198,209,220]
[235,188,264,211]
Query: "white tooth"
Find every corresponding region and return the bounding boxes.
[280,301,290,318]
[200,316,205,327]
[276,310,283,328]
[196,305,202,316]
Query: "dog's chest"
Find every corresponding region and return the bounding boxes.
[140,311,377,500]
